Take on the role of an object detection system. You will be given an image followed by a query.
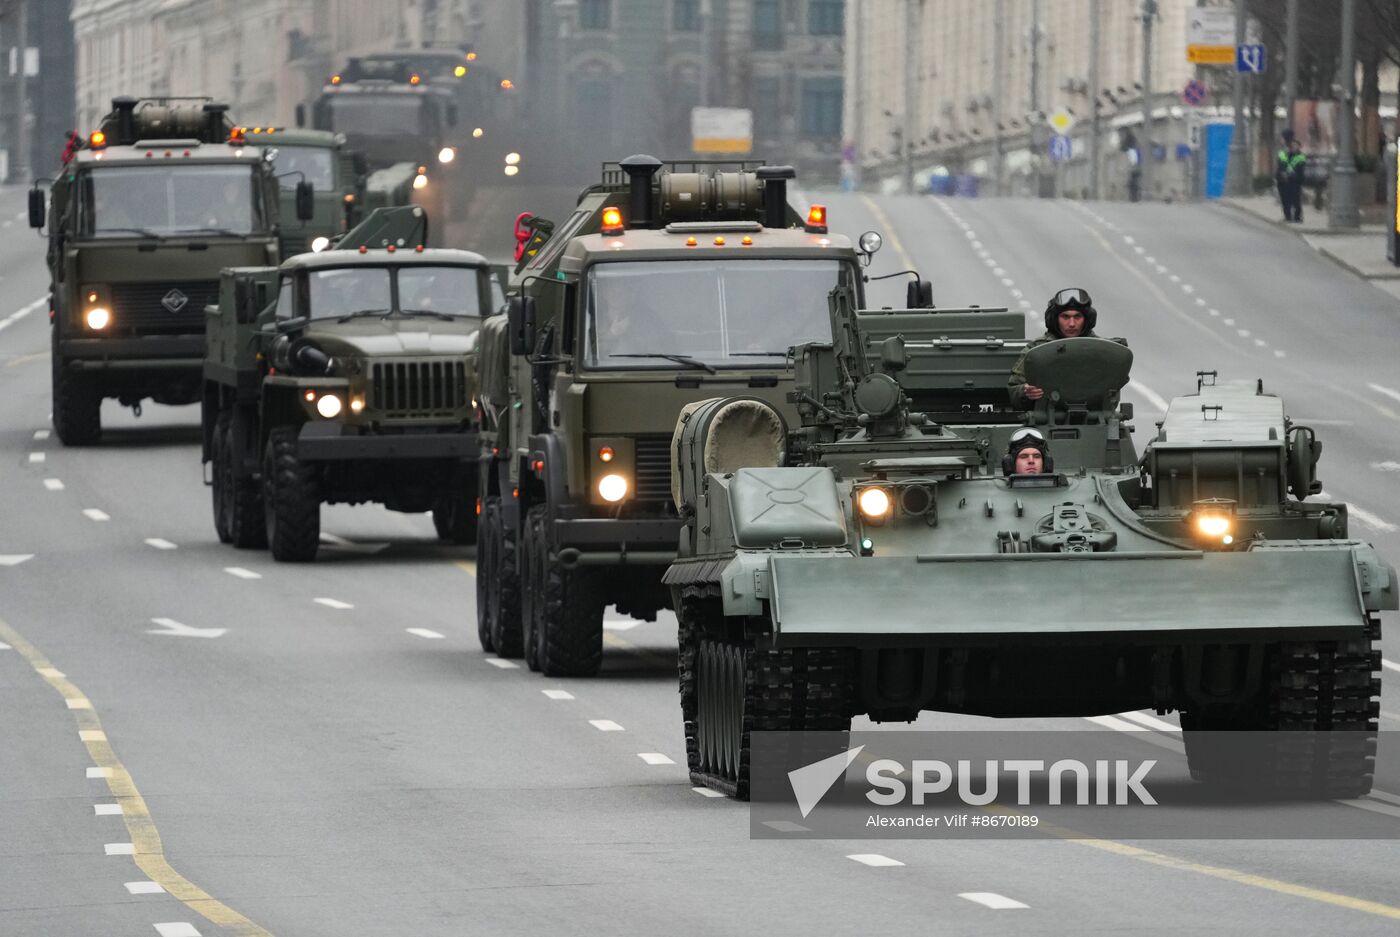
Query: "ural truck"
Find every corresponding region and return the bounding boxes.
[666,283,1394,799]
[29,96,308,444]
[239,126,369,256]
[475,155,867,676]
[202,207,493,561]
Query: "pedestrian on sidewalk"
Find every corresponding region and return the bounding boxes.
[1276,133,1307,223]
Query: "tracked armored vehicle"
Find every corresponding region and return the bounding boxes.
[667,284,1395,799]
[202,207,492,560]
[476,156,867,676]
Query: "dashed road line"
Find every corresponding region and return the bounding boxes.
[406,628,444,639]
[33,429,49,440]
[0,554,34,566]
[1382,659,1400,675]
[589,719,624,732]
[0,297,46,334]
[313,597,354,610]
[86,766,112,779]
[1368,383,1400,405]
[144,538,177,550]
[761,820,811,833]
[638,752,675,765]
[66,697,93,709]
[542,689,574,700]
[1116,711,1180,733]
[28,451,44,463]
[959,892,1030,910]
[105,842,135,856]
[82,508,110,522]
[847,854,905,867]
[486,658,519,669]
[1317,491,1397,533]
[43,478,63,490]
[126,881,165,895]
[94,803,123,816]
[1127,380,1170,414]
[154,924,202,937]
[223,567,261,580]
[691,786,725,798]
[79,729,106,742]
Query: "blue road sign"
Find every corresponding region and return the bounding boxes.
[1183,78,1208,106]
[1048,134,1072,162]
[1237,44,1267,73]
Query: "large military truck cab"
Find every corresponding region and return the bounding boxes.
[241,126,369,256]
[203,207,493,561]
[476,155,867,676]
[30,96,303,445]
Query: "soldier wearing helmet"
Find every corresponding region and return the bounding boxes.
[1008,287,1098,409]
[1002,427,1053,476]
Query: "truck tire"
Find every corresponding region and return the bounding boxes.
[223,415,267,549]
[211,413,234,544]
[1181,635,1379,799]
[526,505,605,678]
[51,350,102,446]
[262,426,321,562]
[477,495,522,655]
[433,492,477,545]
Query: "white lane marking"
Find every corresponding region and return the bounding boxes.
[144,538,177,550]
[1145,255,1156,263]
[486,658,519,669]
[1117,711,1181,733]
[33,429,49,440]
[1208,308,1221,317]
[1155,264,1167,273]
[82,508,110,522]
[406,628,445,639]
[154,924,202,937]
[28,452,44,463]
[0,297,45,334]
[0,642,10,650]
[125,881,165,895]
[1181,284,1194,294]
[1223,317,1235,326]
[692,786,725,798]
[0,554,34,566]
[542,689,574,700]
[1237,329,1251,338]
[43,478,63,490]
[1337,798,1400,821]
[762,820,812,832]
[1086,714,1146,732]
[66,698,93,709]
[94,803,123,816]
[313,597,354,610]
[1134,245,1145,254]
[1368,789,1400,806]
[1254,339,1268,348]
[1195,298,1207,307]
[1001,277,1015,287]
[1169,274,1181,283]
[146,618,226,639]
[223,567,261,579]
[1368,383,1400,405]
[1010,288,1023,298]
[638,752,676,765]
[589,719,624,732]
[1373,461,1400,473]
[1128,380,1170,414]
[993,267,1006,277]
[602,620,640,632]
[104,842,134,856]
[848,854,905,867]
[79,729,106,742]
[960,892,1030,910]
[1382,659,1400,674]
[86,766,112,779]
[1122,235,1135,245]
[1317,491,1398,533]
[318,532,355,545]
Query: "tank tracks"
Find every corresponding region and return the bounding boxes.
[677,585,853,800]
[1183,622,1382,799]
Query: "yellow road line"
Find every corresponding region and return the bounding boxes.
[5,351,47,368]
[455,560,476,576]
[0,615,275,937]
[858,195,917,272]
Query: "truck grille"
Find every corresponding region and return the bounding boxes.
[634,434,673,503]
[370,359,467,418]
[109,280,218,334]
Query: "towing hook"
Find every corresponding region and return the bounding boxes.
[132,402,143,418]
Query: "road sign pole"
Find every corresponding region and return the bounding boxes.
[1226,0,1250,197]
[1089,0,1101,200]
[1283,0,1299,130]
[1329,0,1360,228]
[1140,0,1156,202]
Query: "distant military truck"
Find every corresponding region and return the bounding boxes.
[202,207,493,561]
[240,126,369,256]
[28,96,310,445]
[475,155,868,676]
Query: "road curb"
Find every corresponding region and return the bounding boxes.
[1214,200,1400,286]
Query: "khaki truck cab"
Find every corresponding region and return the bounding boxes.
[476,155,868,676]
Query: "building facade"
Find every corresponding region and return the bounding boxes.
[2,0,75,181]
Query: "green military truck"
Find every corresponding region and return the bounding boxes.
[29,96,308,445]
[202,207,493,561]
[239,126,369,256]
[475,155,868,676]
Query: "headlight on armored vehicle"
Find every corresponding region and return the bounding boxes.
[85,307,111,330]
[1189,498,1237,547]
[857,486,892,520]
[598,474,629,503]
[315,393,343,418]
[82,285,111,330]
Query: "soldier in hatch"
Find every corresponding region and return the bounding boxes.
[1008,287,1099,409]
[1002,427,1052,476]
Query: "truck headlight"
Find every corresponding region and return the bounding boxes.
[311,236,330,252]
[438,147,456,164]
[413,173,429,190]
[315,393,343,418]
[857,486,891,520]
[1190,498,1237,547]
[598,474,629,503]
[85,307,111,330]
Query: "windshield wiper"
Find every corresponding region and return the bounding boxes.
[609,353,718,374]
[334,308,392,323]
[172,227,249,238]
[400,308,475,321]
[728,351,791,357]
[95,226,165,240]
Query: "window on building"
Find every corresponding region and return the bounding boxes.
[800,77,842,139]
[808,0,843,36]
[673,0,701,32]
[753,0,783,51]
[579,0,611,31]
[752,77,781,138]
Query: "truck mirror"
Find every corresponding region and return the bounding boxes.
[27,188,45,230]
[878,335,907,373]
[508,295,536,355]
[1287,426,1322,498]
[295,181,315,221]
[351,152,369,176]
[295,104,306,128]
[906,279,933,309]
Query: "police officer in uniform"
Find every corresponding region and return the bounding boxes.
[1276,133,1307,223]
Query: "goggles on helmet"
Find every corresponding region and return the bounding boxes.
[1009,427,1047,448]
[1051,287,1093,311]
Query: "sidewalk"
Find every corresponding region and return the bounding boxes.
[1220,195,1400,299]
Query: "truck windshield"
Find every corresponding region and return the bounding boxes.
[583,259,843,369]
[80,165,263,238]
[305,266,481,320]
[328,96,432,136]
[270,146,335,191]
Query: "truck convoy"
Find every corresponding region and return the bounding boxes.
[30,96,310,445]
[240,125,369,257]
[202,207,494,561]
[475,154,868,677]
[666,282,1395,800]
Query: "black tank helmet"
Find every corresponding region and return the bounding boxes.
[1044,286,1097,336]
[1001,427,1054,475]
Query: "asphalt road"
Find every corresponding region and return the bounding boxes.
[2,180,1399,936]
